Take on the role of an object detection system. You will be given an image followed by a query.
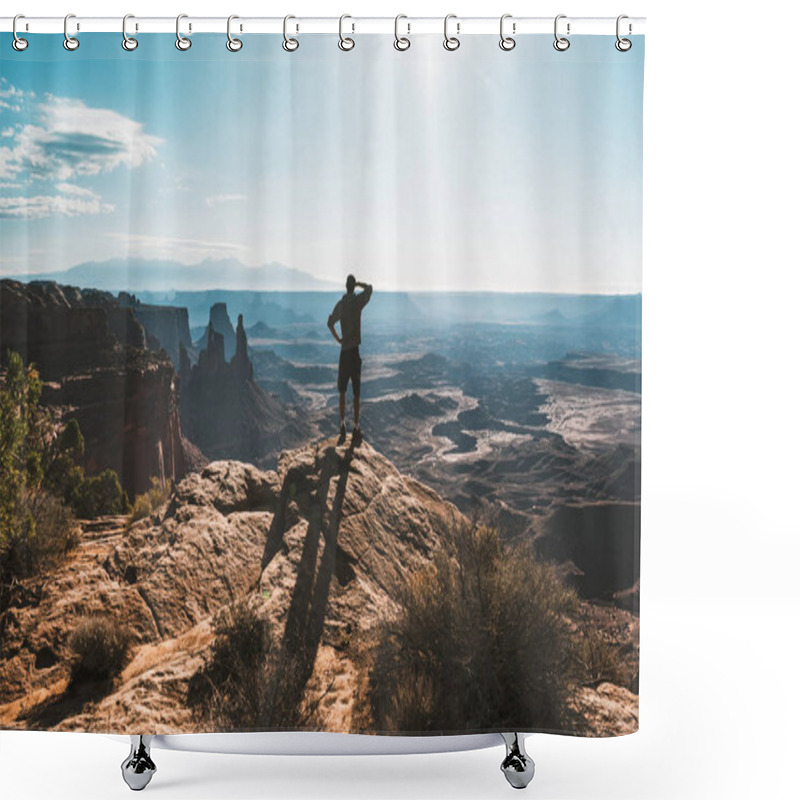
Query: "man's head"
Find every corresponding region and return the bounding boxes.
[346,274,356,294]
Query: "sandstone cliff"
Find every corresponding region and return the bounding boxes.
[0,279,186,497]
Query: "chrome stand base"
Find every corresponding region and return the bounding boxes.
[500,733,535,789]
[121,735,157,791]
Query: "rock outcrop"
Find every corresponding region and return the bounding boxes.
[0,439,461,733]
[0,280,186,497]
[194,302,237,360]
[118,292,192,369]
[180,310,312,464]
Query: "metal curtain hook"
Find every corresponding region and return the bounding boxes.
[338,14,355,51]
[227,15,243,51]
[394,14,410,51]
[443,14,460,51]
[64,13,79,51]
[616,14,632,51]
[499,14,515,51]
[553,14,570,51]
[122,14,138,51]
[283,15,299,51]
[12,14,28,51]
[176,14,191,50]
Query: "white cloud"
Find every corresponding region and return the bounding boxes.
[0,192,114,220]
[1,95,162,182]
[0,80,27,112]
[1,128,15,138]
[56,182,98,197]
[205,193,246,208]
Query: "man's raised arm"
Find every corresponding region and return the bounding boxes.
[356,281,373,307]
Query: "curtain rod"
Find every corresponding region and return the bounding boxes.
[1,16,645,36]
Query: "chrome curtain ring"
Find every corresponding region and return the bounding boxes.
[176,14,191,50]
[64,13,79,51]
[394,14,410,51]
[499,14,516,51]
[122,14,138,51]
[616,14,632,51]
[553,14,570,51]
[338,14,355,51]
[283,15,299,51]
[227,15,243,51]
[443,14,460,51]
[12,14,28,51]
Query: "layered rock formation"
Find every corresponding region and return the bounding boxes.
[180,309,312,464]
[0,280,186,497]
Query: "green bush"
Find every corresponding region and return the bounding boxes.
[69,615,133,682]
[129,477,171,524]
[0,489,79,587]
[369,523,582,733]
[1,353,84,608]
[71,469,129,519]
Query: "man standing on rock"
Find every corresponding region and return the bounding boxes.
[328,274,372,443]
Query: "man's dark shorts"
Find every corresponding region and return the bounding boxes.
[338,346,362,395]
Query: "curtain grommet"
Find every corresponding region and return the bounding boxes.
[226,15,243,52]
[394,15,411,51]
[176,14,192,51]
[499,14,516,51]
[12,14,28,51]
[122,14,138,51]
[443,14,460,51]
[64,13,80,51]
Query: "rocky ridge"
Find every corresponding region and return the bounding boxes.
[0,439,461,733]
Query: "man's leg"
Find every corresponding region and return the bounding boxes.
[354,394,360,428]
[339,392,346,427]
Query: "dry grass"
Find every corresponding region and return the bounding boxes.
[128,478,171,525]
[69,616,133,683]
[368,522,590,733]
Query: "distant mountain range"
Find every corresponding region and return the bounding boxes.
[7,257,340,292]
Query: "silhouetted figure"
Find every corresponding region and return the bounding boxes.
[327,274,372,443]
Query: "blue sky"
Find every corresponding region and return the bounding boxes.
[1,32,643,292]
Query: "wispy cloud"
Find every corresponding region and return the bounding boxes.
[0,79,25,112]
[0,191,114,220]
[205,193,246,208]
[55,182,98,197]
[0,82,162,221]
[101,232,245,263]
[4,96,162,182]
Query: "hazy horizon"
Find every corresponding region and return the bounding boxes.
[2,33,643,294]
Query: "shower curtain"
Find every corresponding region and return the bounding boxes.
[0,27,643,738]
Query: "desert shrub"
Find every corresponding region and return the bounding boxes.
[188,598,314,731]
[71,469,129,519]
[69,615,133,682]
[573,627,633,690]
[0,489,80,592]
[188,598,273,730]
[369,523,582,733]
[128,477,171,524]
